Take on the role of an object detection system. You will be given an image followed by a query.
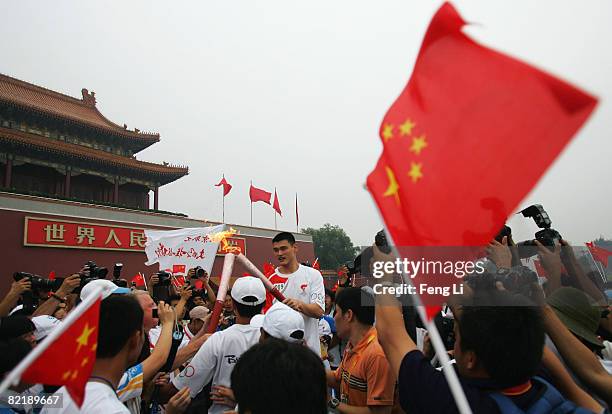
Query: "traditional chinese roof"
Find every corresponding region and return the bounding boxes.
[0,73,159,151]
[0,127,188,185]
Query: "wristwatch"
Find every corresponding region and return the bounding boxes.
[328,397,340,410]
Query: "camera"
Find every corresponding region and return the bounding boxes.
[13,272,60,291]
[84,261,108,279]
[156,270,172,286]
[192,266,206,279]
[13,272,62,314]
[112,263,128,288]
[516,204,562,256]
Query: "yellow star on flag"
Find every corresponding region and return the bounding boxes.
[399,119,416,136]
[62,370,71,380]
[408,162,423,183]
[75,323,96,354]
[409,135,428,155]
[81,357,89,367]
[382,124,394,142]
[383,166,401,205]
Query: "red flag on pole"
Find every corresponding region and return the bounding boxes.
[273,189,282,216]
[0,291,102,407]
[367,3,596,249]
[586,242,612,267]
[249,184,272,204]
[131,273,145,287]
[215,176,232,196]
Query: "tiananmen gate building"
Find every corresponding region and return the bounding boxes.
[0,73,314,294]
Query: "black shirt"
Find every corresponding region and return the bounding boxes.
[398,350,545,414]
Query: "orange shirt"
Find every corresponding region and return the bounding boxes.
[334,327,395,407]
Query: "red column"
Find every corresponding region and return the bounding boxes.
[154,186,159,210]
[113,178,119,204]
[4,157,12,188]
[64,168,71,197]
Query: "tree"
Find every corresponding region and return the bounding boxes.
[302,224,359,270]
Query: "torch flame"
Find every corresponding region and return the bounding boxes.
[209,227,241,253]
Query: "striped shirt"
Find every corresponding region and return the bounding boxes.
[334,327,395,407]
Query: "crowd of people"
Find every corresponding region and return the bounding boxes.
[1,230,612,413]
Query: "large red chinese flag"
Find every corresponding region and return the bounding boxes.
[21,296,101,407]
[215,176,232,196]
[367,2,597,248]
[272,189,282,216]
[250,184,272,204]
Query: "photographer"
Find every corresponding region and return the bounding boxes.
[31,273,81,317]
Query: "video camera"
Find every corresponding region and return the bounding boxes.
[516,204,562,256]
[346,229,390,277]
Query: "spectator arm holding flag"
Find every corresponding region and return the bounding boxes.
[541,346,602,412]
[140,301,175,384]
[543,304,612,406]
[0,279,31,317]
[32,274,80,317]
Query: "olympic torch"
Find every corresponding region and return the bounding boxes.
[236,253,286,302]
[206,252,235,333]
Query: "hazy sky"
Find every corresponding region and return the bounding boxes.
[2,0,610,245]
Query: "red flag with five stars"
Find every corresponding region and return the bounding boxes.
[586,242,612,267]
[367,2,597,248]
[17,292,101,407]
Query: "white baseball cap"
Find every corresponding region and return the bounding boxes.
[80,279,130,301]
[32,315,62,341]
[231,276,266,306]
[250,314,265,328]
[262,302,305,343]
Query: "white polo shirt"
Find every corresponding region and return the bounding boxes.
[172,323,260,414]
[41,381,128,414]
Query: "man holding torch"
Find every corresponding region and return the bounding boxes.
[268,232,325,356]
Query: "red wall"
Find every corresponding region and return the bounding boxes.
[0,209,314,295]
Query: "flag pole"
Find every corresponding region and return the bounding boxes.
[381,222,473,414]
[0,286,104,394]
[222,173,225,223]
[585,243,606,281]
[367,190,472,414]
[250,180,253,227]
[295,192,299,233]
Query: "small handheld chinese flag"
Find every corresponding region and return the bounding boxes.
[367,2,597,249]
[249,184,272,204]
[215,176,232,197]
[0,288,102,407]
[586,242,612,267]
[131,273,145,287]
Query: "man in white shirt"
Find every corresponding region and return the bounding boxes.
[159,276,266,414]
[43,294,145,414]
[268,232,325,356]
